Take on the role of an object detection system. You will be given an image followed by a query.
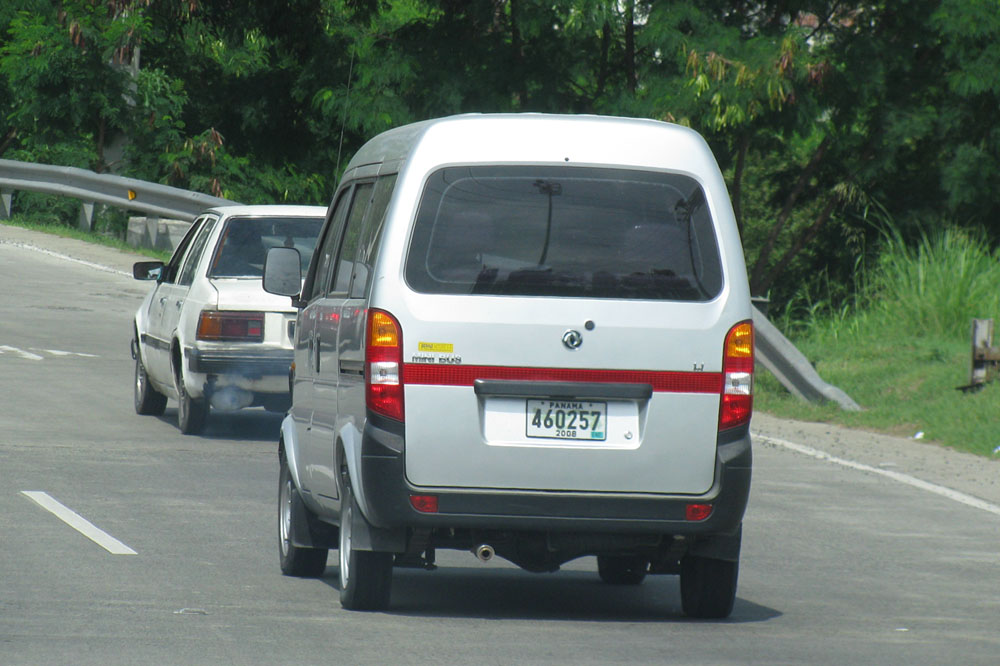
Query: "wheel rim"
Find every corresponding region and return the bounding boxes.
[279,476,292,557]
[339,499,352,589]
[177,375,189,423]
[135,357,144,399]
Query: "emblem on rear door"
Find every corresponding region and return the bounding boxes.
[562,330,583,350]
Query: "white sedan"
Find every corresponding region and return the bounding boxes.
[131,205,326,434]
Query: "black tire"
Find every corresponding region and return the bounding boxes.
[680,555,739,619]
[134,351,167,416]
[278,454,328,577]
[597,555,648,585]
[176,370,208,435]
[338,479,393,611]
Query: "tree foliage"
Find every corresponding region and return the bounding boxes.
[2,0,998,308]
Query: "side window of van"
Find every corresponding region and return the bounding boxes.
[348,174,397,299]
[330,181,374,295]
[304,188,352,303]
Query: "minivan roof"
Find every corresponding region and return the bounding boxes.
[343,113,717,180]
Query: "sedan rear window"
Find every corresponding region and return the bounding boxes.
[404,166,723,300]
[210,216,324,278]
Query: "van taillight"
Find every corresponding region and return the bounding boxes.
[719,320,753,431]
[196,311,264,342]
[365,309,404,421]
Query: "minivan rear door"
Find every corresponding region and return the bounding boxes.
[398,165,732,497]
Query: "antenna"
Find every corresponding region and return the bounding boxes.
[336,47,356,174]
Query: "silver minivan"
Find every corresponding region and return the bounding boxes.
[264,114,754,617]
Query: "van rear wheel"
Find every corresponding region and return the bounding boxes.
[679,554,738,619]
[338,478,393,611]
[597,555,648,585]
[278,454,328,577]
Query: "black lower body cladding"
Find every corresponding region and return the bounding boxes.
[358,411,751,538]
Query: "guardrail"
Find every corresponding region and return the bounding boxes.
[752,306,862,411]
[0,158,236,227]
[0,157,861,411]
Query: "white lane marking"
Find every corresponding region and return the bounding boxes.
[0,346,98,360]
[21,491,138,555]
[33,348,98,358]
[753,432,1000,517]
[0,239,130,277]
[0,345,44,360]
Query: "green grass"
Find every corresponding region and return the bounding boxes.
[757,228,1000,457]
[1,214,171,262]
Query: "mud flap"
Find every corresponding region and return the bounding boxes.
[290,491,338,550]
[350,502,407,553]
[689,524,742,562]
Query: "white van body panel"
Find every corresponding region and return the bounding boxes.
[396,296,740,494]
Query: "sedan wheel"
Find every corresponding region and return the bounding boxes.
[176,371,208,435]
[134,352,167,416]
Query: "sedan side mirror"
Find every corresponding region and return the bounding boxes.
[263,247,302,299]
[133,260,164,281]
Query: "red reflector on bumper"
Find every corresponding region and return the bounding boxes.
[685,503,713,521]
[409,495,439,513]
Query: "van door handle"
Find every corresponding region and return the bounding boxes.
[314,334,321,373]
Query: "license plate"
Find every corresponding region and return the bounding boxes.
[525,399,607,441]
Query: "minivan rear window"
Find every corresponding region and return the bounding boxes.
[404,166,723,300]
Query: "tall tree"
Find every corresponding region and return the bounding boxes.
[1,0,154,170]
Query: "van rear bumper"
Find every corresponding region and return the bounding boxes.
[358,415,751,536]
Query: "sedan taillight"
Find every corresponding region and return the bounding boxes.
[196,311,264,342]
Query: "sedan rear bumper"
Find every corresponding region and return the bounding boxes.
[185,347,293,377]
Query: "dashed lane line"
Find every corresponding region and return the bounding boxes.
[0,346,98,360]
[21,491,138,555]
[753,432,1000,518]
[0,345,44,360]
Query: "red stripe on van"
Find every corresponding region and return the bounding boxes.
[404,364,723,394]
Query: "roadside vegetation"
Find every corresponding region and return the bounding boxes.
[757,227,1000,458]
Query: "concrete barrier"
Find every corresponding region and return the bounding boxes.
[126,217,191,253]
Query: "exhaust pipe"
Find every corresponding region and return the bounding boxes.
[474,544,495,563]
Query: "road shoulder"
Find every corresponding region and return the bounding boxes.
[0,222,151,275]
[752,411,1000,506]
